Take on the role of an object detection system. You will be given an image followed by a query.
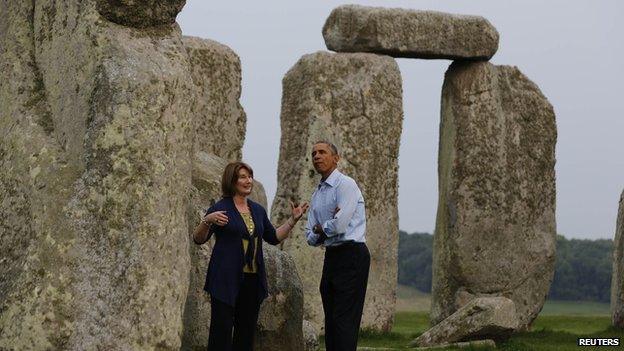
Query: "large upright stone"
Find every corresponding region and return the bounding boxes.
[272,51,403,332]
[255,245,305,351]
[611,190,624,328]
[1,1,195,349]
[432,61,557,330]
[323,5,499,60]
[183,36,246,161]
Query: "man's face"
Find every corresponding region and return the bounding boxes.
[312,143,339,176]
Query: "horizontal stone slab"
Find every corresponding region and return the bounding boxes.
[96,0,186,28]
[322,5,499,60]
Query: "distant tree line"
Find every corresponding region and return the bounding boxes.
[398,231,614,302]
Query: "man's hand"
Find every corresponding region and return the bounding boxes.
[313,224,328,244]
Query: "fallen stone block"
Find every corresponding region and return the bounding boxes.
[411,297,518,347]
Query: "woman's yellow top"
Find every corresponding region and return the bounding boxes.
[240,212,258,273]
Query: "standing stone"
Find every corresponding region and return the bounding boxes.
[271,51,403,332]
[323,5,499,60]
[255,245,305,351]
[1,1,196,349]
[183,36,247,161]
[181,39,249,348]
[182,152,227,350]
[432,61,557,331]
[611,190,624,328]
[302,320,320,351]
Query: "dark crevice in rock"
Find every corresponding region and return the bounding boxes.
[26,0,55,136]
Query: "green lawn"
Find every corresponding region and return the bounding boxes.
[326,287,624,350]
[353,312,623,350]
[540,300,611,316]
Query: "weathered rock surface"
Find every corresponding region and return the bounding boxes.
[432,61,557,330]
[303,320,320,351]
[183,36,246,161]
[255,245,305,351]
[96,0,186,28]
[271,51,403,331]
[611,190,624,328]
[323,5,499,60]
[0,1,226,349]
[1,1,192,349]
[412,297,517,347]
[182,152,226,350]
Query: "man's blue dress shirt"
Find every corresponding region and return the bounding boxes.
[305,169,366,247]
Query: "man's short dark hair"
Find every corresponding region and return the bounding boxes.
[221,161,254,197]
[314,140,339,155]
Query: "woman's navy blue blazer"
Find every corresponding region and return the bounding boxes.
[201,197,280,307]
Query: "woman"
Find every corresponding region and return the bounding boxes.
[193,161,308,351]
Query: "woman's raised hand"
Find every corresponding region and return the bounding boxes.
[290,201,309,221]
[206,210,229,226]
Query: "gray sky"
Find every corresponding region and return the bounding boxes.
[178,1,623,240]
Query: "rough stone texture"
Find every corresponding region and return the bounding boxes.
[432,61,557,331]
[255,245,305,351]
[96,0,186,28]
[271,51,403,331]
[303,320,320,351]
[183,36,246,161]
[611,190,624,328]
[323,5,499,60]
[181,152,225,350]
[1,1,200,349]
[412,297,517,347]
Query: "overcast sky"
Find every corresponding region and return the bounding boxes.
[178,1,623,240]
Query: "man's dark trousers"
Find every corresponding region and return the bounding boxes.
[320,242,370,351]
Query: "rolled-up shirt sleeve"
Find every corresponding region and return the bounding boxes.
[322,178,360,237]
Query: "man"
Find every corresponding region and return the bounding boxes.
[305,141,370,351]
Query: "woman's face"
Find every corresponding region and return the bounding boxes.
[235,167,253,196]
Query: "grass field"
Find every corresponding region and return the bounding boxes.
[355,312,623,350]
[335,286,624,350]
